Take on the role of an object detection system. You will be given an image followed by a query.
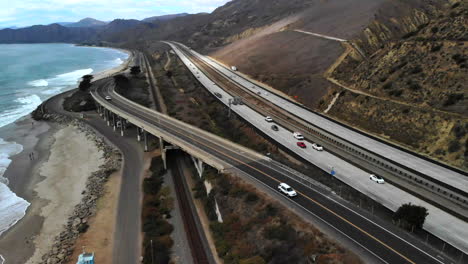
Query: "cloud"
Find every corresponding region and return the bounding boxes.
[0,0,231,28]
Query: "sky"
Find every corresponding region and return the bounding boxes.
[0,0,231,28]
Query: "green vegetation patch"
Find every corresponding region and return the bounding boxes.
[142,156,174,264]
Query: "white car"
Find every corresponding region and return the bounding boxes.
[312,143,323,151]
[105,96,112,100]
[370,174,385,184]
[278,183,297,197]
[293,132,304,140]
[265,116,273,122]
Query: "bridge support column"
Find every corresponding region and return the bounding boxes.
[112,113,116,131]
[106,110,110,126]
[136,127,141,141]
[119,116,124,136]
[159,137,167,169]
[143,130,148,152]
[191,156,204,177]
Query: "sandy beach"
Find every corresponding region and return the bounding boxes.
[0,120,104,264]
[0,47,131,264]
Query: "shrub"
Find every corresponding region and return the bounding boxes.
[393,203,428,230]
[77,223,89,233]
[452,54,466,64]
[443,93,463,106]
[383,82,393,90]
[448,140,461,153]
[430,44,442,52]
[410,65,422,74]
[245,192,259,203]
[388,89,403,97]
[431,26,438,33]
[130,66,141,75]
[264,224,295,241]
[452,124,466,139]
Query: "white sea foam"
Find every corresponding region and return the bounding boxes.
[46,68,93,86]
[113,58,123,64]
[0,182,30,237]
[27,79,48,87]
[0,138,29,239]
[40,86,65,95]
[0,95,42,129]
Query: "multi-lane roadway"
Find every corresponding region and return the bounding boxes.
[93,79,452,263]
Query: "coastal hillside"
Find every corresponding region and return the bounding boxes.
[324,0,467,169]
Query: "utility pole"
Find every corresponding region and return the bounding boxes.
[150,239,154,264]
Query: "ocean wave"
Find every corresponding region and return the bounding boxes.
[47,68,93,86]
[113,58,123,64]
[0,137,29,240]
[0,94,42,129]
[41,86,65,95]
[28,79,48,87]
[0,138,23,181]
[0,182,30,237]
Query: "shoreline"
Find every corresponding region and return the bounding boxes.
[0,46,132,264]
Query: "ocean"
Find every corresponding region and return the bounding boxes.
[0,43,128,241]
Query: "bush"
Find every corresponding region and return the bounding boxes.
[130,66,141,75]
[245,192,259,203]
[431,26,438,34]
[77,223,89,233]
[448,141,461,153]
[410,65,422,74]
[264,224,295,241]
[383,82,393,90]
[430,44,442,52]
[452,124,466,139]
[393,203,428,230]
[452,54,466,65]
[443,93,464,106]
[388,89,403,97]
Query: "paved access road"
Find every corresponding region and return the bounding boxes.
[45,83,145,264]
[94,84,449,264]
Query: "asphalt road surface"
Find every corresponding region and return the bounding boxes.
[94,85,449,264]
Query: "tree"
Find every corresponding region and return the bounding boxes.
[130,66,141,75]
[78,75,93,91]
[393,203,428,231]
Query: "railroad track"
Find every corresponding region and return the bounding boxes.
[169,152,211,264]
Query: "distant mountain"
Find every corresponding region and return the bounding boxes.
[65,18,108,28]
[0,23,97,43]
[142,13,188,22]
[0,18,141,44]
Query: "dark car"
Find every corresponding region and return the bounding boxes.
[297,142,306,148]
[271,125,279,131]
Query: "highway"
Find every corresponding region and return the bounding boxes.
[169,41,468,210]
[92,81,451,264]
[163,41,468,256]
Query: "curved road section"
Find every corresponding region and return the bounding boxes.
[92,82,449,264]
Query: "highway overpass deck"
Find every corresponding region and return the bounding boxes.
[164,41,468,256]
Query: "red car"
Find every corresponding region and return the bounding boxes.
[297,142,306,148]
